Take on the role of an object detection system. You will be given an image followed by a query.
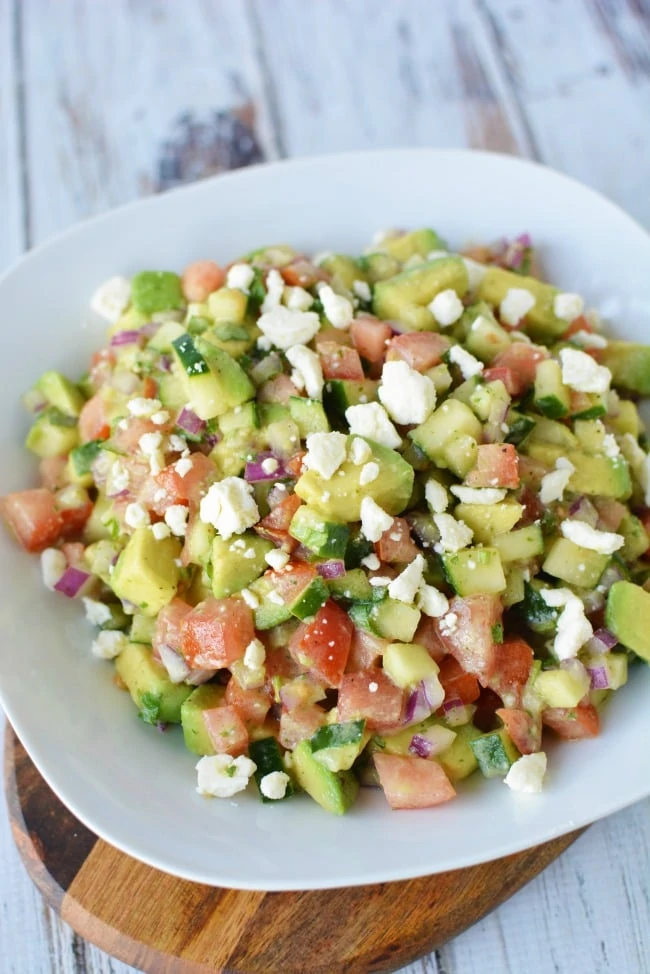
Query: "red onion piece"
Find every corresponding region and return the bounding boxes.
[110,330,142,347]
[443,696,464,713]
[408,734,434,759]
[568,496,599,527]
[177,406,205,437]
[422,674,445,711]
[586,628,618,654]
[158,354,172,373]
[185,667,218,686]
[245,452,289,483]
[158,643,191,684]
[54,566,91,598]
[23,388,48,415]
[587,664,610,690]
[316,559,346,579]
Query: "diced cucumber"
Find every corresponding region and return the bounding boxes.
[543,537,609,588]
[310,720,367,772]
[171,332,254,421]
[219,402,259,434]
[453,501,523,544]
[292,740,359,815]
[249,737,295,801]
[469,380,511,424]
[470,728,519,778]
[370,599,421,642]
[493,524,544,563]
[319,253,365,291]
[533,359,570,418]
[463,304,512,363]
[327,568,374,602]
[289,506,350,559]
[383,642,440,688]
[518,581,559,634]
[25,408,79,458]
[180,684,226,755]
[289,397,330,436]
[443,547,506,597]
[116,642,192,725]
[323,379,378,418]
[505,410,536,447]
[410,400,481,478]
[36,371,86,416]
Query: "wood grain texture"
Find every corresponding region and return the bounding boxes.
[6,727,586,974]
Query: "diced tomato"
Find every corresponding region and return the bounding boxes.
[276,675,326,710]
[153,453,217,510]
[78,393,110,443]
[496,707,542,755]
[289,599,353,687]
[181,597,255,669]
[255,492,301,546]
[202,705,249,756]
[482,365,526,398]
[258,373,301,404]
[350,317,392,375]
[375,517,420,564]
[56,488,93,536]
[111,417,159,454]
[1,488,63,552]
[437,655,481,705]
[435,594,502,682]
[284,453,306,479]
[264,642,303,681]
[542,704,600,740]
[594,499,627,533]
[318,341,365,381]
[472,687,504,732]
[413,616,447,663]
[280,259,324,289]
[89,348,115,391]
[345,628,387,672]
[569,390,599,416]
[492,342,548,390]
[270,562,320,608]
[465,443,520,489]
[563,315,593,339]
[374,753,456,810]
[485,637,534,704]
[225,678,272,726]
[39,456,68,491]
[181,260,225,302]
[142,376,158,400]
[153,598,192,656]
[338,670,404,730]
[279,704,327,749]
[517,483,545,524]
[386,332,450,372]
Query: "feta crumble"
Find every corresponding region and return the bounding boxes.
[352,280,371,302]
[539,457,575,504]
[41,548,66,590]
[125,502,150,529]
[602,433,620,459]
[450,486,507,505]
[360,496,393,542]
[169,434,187,454]
[285,286,314,312]
[428,288,464,327]
[257,306,320,350]
[348,437,373,465]
[139,431,163,457]
[265,548,290,571]
[128,397,163,418]
[388,555,425,605]
[83,597,112,626]
[319,284,354,329]
[174,456,194,478]
[561,520,624,555]
[448,345,484,380]
[359,461,380,486]
[285,344,324,399]
[196,754,257,798]
[151,522,171,540]
[199,477,260,539]
[461,256,488,290]
[261,457,279,475]
[417,583,449,618]
[165,504,189,537]
[361,552,380,571]
[90,276,131,323]
[111,461,130,493]
[559,347,611,394]
[345,402,402,449]
[571,330,608,350]
[541,588,593,661]
[261,268,286,312]
[553,292,584,322]
[241,588,260,610]
[91,630,127,660]
[226,263,255,293]
[260,770,291,800]
[499,288,536,326]
[433,513,473,552]
[378,360,436,425]
[425,479,449,514]
[504,752,547,794]
[303,431,348,480]
[243,638,266,669]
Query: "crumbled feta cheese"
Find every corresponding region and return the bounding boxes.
[241,588,260,610]
[111,461,130,493]
[448,345,484,380]
[378,360,436,425]
[318,284,354,330]
[165,504,189,537]
[261,457,279,475]
[368,681,379,693]
[260,770,291,800]
[417,583,449,618]
[348,437,373,465]
[359,462,380,486]
[461,256,488,290]
[139,431,163,456]
[602,433,620,459]
[285,344,324,399]
[360,497,393,543]
[433,513,473,552]
[345,402,402,449]
[504,752,547,794]
[571,330,608,350]
[128,397,163,418]
[267,590,285,605]
[265,548,290,571]
[199,477,260,539]
[560,347,611,394]
[83,597,112,626]
[285,286,314,311]
[196,754,257,798]
[427,249,449,261]
[125,502,150,529]
[561,520,624,555]
[541,588,593,660]
[90,275,131,323]
[150,410,170,426]
[174,456,194,478]
[425,479,448,514]
[439,611,459,637]
[41,547,67,590]
[303,431,348,480]
[361,552,380,571]
[539,457,575,504]
[257,306,320,350]
[388,555,425,604]
[151,522,171,540]
[554,292,584,322]
[450,486,507,505]
[500,288,536,326]
[91,630,127,660]
[261,268,286,312]
[352,280,372,302]
[370,576,392,587]
[428,288,464,327]
[244,638,266,669]
[226,263,255,293]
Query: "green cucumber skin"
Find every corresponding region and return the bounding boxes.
[310,720,366,752]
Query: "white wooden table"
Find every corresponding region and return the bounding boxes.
[1,1,649,971]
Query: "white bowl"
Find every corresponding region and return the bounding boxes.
[1,149,649,891]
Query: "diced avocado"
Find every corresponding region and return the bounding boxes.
[607,399,641,439]
[289,397,330,436]
[535,666,591,708]
[295,437,413,521]
[358,251,401,283]
[454,501,523,544]
[438,723,482,782]
[207,287,248,324]
[470,728,519,778]
[129,613,156,645]
[219,402,259,434]
[619,512,650,561]
[373,257,469,332]
[183,517,215,569]
[327,568,373,602]
[289,506,350,558]
[383,642,440,688]
[84,492,119,543]
[202,322,256,360]
[67,439,104,487]
[115,642,192,725]
[249,737,295,801]
[503,566,526,607]
[265,417,301,455]
[533,359,570,418]
[147,320,186,352]
[36,371,85,417]
[477,267,565,339]
[493,524,544,563]
[543,537,609,588]
[380,228,447,261]
[605,581,650,662]
[323,379,378,419]
[370,599,421,642]
[171,333,254,421]
[600,341,650,396]
[463,304,512,363]
[410,400,481,478]
[469,380,510,424]
[111,528,181,616]
[310,720,367,772]
[292,740,359,815]
[318,254,365,292]
[526,416,579,450]
[248,574,293,630]
[442,547,507,597]
[211,533,273,598]
[131,271,184,315]
[25,408,79,458]
[180,684,226,755]
[567,452,632,500]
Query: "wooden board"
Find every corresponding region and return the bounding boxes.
[5,726,582,974]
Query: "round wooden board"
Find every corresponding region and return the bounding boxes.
[5,726,583,974]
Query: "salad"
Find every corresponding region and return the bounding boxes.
[3,227,650,813]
